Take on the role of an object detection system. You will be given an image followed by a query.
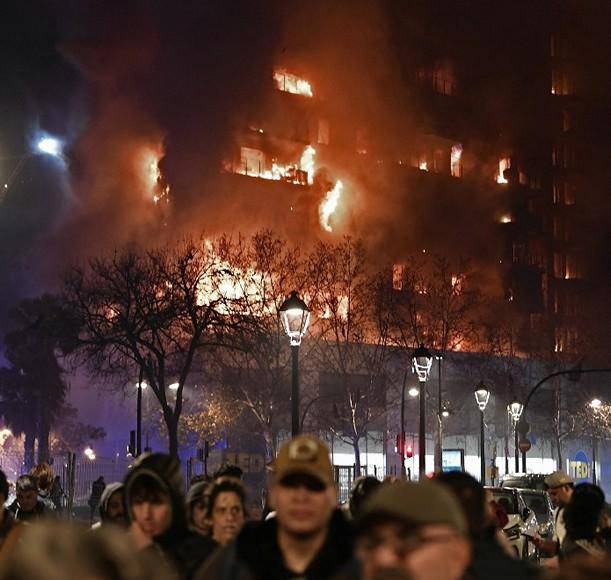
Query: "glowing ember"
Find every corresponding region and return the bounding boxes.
[450,144,462,177]
[273,68,313,97]
[496,158,510,184]
[319,180,343,233]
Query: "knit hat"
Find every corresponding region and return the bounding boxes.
[358,480,468,534]
[273,436,334,487]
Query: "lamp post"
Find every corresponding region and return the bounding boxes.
[508,400,523,473]
[136,380,148,457]
[589,398,603,485]
[279,291,311,438]
[474,383,490,484]
[412,344,433,478]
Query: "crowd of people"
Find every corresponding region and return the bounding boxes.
[0,435,608,579]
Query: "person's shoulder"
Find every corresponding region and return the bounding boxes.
[193,541,245,580]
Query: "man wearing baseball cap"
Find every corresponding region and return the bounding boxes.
[533,470,574,558]
[197,435,353,580]
[353,480,471,580]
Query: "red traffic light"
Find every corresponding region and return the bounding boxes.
[405,444,414,458]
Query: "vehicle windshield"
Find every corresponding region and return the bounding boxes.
[521,492,550,523]
[492,490,518,514]
[501,476,547,491]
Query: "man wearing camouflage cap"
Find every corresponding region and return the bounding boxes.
[197,435,353,580]
[533,470,574,558]
[352,480,471,580]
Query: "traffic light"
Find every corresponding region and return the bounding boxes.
[405,443,413,459]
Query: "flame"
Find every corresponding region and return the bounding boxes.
[139,147,170,204]
[499,214,512,223]
[451,144,462,177]
[496,158,510,184]
[419,160,428,171]
[273,68,313,97]
[300,145,316,185]
[319,180,343,233]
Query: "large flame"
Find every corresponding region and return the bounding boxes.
[273,68,313,97]
[319,180,343,233]
[138,147,170,204]
[496,158,510,184]
[451,144,462,177]
[300,145,316,185]
[235,145,316,186]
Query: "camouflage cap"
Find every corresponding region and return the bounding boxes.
[274,435,334,487]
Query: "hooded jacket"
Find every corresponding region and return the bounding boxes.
[124,454,217,579]
[99,482,124,522]
[196,509,354,580]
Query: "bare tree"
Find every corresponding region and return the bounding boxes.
[307,238,393,475]
[63,239,245,456]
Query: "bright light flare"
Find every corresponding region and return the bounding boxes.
[168,382,179,391]
[138,147,170,204]
[319,180,343,233]
[84,447,96,461]
[590,398,602,409]
[37,137,62,157]
[408,387,420,398]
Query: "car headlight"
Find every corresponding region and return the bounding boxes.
[504,524,520,540]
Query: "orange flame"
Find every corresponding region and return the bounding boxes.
[273,68,313,97]
[496,158,510,184]
[319,180,343,232]
[138,147,170,204]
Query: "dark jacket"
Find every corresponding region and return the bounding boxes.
[0,509,21,553]
[7,499,48,522]
[469,528,540,580]
[124,453,217,579]
[196,509,354,580]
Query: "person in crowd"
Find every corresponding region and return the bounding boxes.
[352,479,471,580]
[89,475,106,523]
[125,453,217,579]
[186,480,210,536]
[0,522,173,580]
[92,482,127,529]
[7,475,51,522]
[434,471,539,579]
[213,464,243,481]
[347,475,381,520]
[197,435,353,580]
[562,483,610,559]
[204,477,247,547]
[533,470,574,559]
[549,554,611,580]
[0,469,21,554]
[49,475,65,513]
[30,463,56,512]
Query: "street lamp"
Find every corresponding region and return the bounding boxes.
[136,380,148,456]
[412,344,433,478]
[508,400,523,473]
[168,382,179,391]
[474,383,490,484]
[589,398,602,409]
[279,291,310,438]
[408,387,420,397]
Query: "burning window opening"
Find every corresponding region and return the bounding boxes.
[499,214,513,224]
[321,294,349,320]
[319,180,343,233]
[551,69,573,96]
[392,264,406,291]
[450,144,463,177]
[273,68,313,97]
[451,274,463,293]
[234,145,316,186]
[496,158,510,184]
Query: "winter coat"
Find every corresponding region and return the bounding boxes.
[7,499,49,522]
[196,509,354,580]
[124,453,218,579]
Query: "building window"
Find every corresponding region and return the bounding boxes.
[565,254,580,279]
[553,182,563,204]
[433,149,444,173]
[553,216,563,240]
[554,253,565,278]
[565,184,576,205]
[551,69,573,95]
[393,264,405,290]
[562,109,572,132]
[240,147,265,176]
[273,68,313,97]
[318,119,330,145]
[450,144,463,177]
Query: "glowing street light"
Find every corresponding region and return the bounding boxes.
[168,382,179,391]
[279,291,310,437]
[474,383,491,484]
[408,387,420,398]
[508,400,524,472]
[84,447,96,461]
[590,398,602,409]
[36,136,63,158]
[411,344,433,477]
